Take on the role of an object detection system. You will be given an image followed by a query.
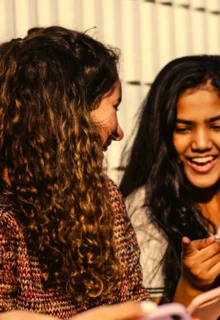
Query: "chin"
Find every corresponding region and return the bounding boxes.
[187,177,219,189]
[103,141,111,151]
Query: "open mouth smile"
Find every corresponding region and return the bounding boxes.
[186,155,218,173]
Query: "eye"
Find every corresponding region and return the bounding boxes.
[113,104,120,112]
[174,126,192,133]
[210,124,220,131]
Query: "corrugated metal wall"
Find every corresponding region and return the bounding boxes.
[0,0,219,183]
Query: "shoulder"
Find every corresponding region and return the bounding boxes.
[125,185,146,209]
[124,186,167,267]
[107,178,124,201]
[0,196,22,306]
[0,196,24,266]
[125,186,149,225]
[0,196,23,238]
[106,177,135,241]
[106,178,126,215]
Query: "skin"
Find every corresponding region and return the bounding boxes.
[0,301,155,320]
[172,85,220,306]
[90,80,124,150]
[173,86,220,190]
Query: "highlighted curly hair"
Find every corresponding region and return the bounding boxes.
[0,26,120,302]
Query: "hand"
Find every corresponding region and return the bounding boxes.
[181,235,220,291]
[0,311,53,320]
[173,235,220,306]
[0,301,157,320]
[72,301,156,320]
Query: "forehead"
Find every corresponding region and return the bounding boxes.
[176,86,220,120]
[103,80,121,99]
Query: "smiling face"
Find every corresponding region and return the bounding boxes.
[91,80,124,151]
[173,84,220,189]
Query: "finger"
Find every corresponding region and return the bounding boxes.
[72,301,155,320]
[191,241,220,264]
[182,236,191,245]
[207,254,220,275]
[204,235,216,246]
[182,236,216,257]
[193,236,216,250]
[200,241,220,260]
[195,251,220,274]
[182,237,194,257]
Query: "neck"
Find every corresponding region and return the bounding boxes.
[193,185,220,230]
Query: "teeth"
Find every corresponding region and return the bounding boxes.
[191,156,214,164]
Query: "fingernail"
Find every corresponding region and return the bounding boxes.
[140,301,157,314]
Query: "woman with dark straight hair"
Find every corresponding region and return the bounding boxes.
[120,55,220,306]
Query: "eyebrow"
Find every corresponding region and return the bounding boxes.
[207,115,220,123]
[176,115,220,124]
[176,119,192,125]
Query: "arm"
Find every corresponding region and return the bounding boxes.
[173,236,220,306]
[0,301,156,320]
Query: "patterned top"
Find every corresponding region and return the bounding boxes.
[0,179,149,319]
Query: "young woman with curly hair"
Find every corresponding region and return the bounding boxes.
[120,55,220,306]
[0,26,149,319]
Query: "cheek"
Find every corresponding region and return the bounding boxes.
[98,117,115,143]
[110,114,118,130]
[173,135,190,155]
[104,112,118,131]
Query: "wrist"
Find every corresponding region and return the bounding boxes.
[178,276,205,297]
[173,276,204,306]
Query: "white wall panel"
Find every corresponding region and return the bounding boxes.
[173,5,192,57]
[36,0,57,26]
[0,0,219,183]
[191,9,207,54]
[155,3,174,72]
[14,0,34,38]
[206,0,219,12]
[191,0,205,8]
[101,0,118,45]
[120,0,141,81]
[0,0,15,42]
[57,0,76,30]
[206,13,220,54]
[173,0,190,4]
[81,0,97,32]
[140,2,159,84]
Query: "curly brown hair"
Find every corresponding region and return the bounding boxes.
[0,26,120,302]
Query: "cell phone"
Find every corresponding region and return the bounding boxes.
[187,287,220,320]
[143,302,192,320]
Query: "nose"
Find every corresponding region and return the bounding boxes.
[113,124,124,141]
[191,128,212,152]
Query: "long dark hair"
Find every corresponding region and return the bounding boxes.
[120,55,220,302]
[0,26,120,302]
